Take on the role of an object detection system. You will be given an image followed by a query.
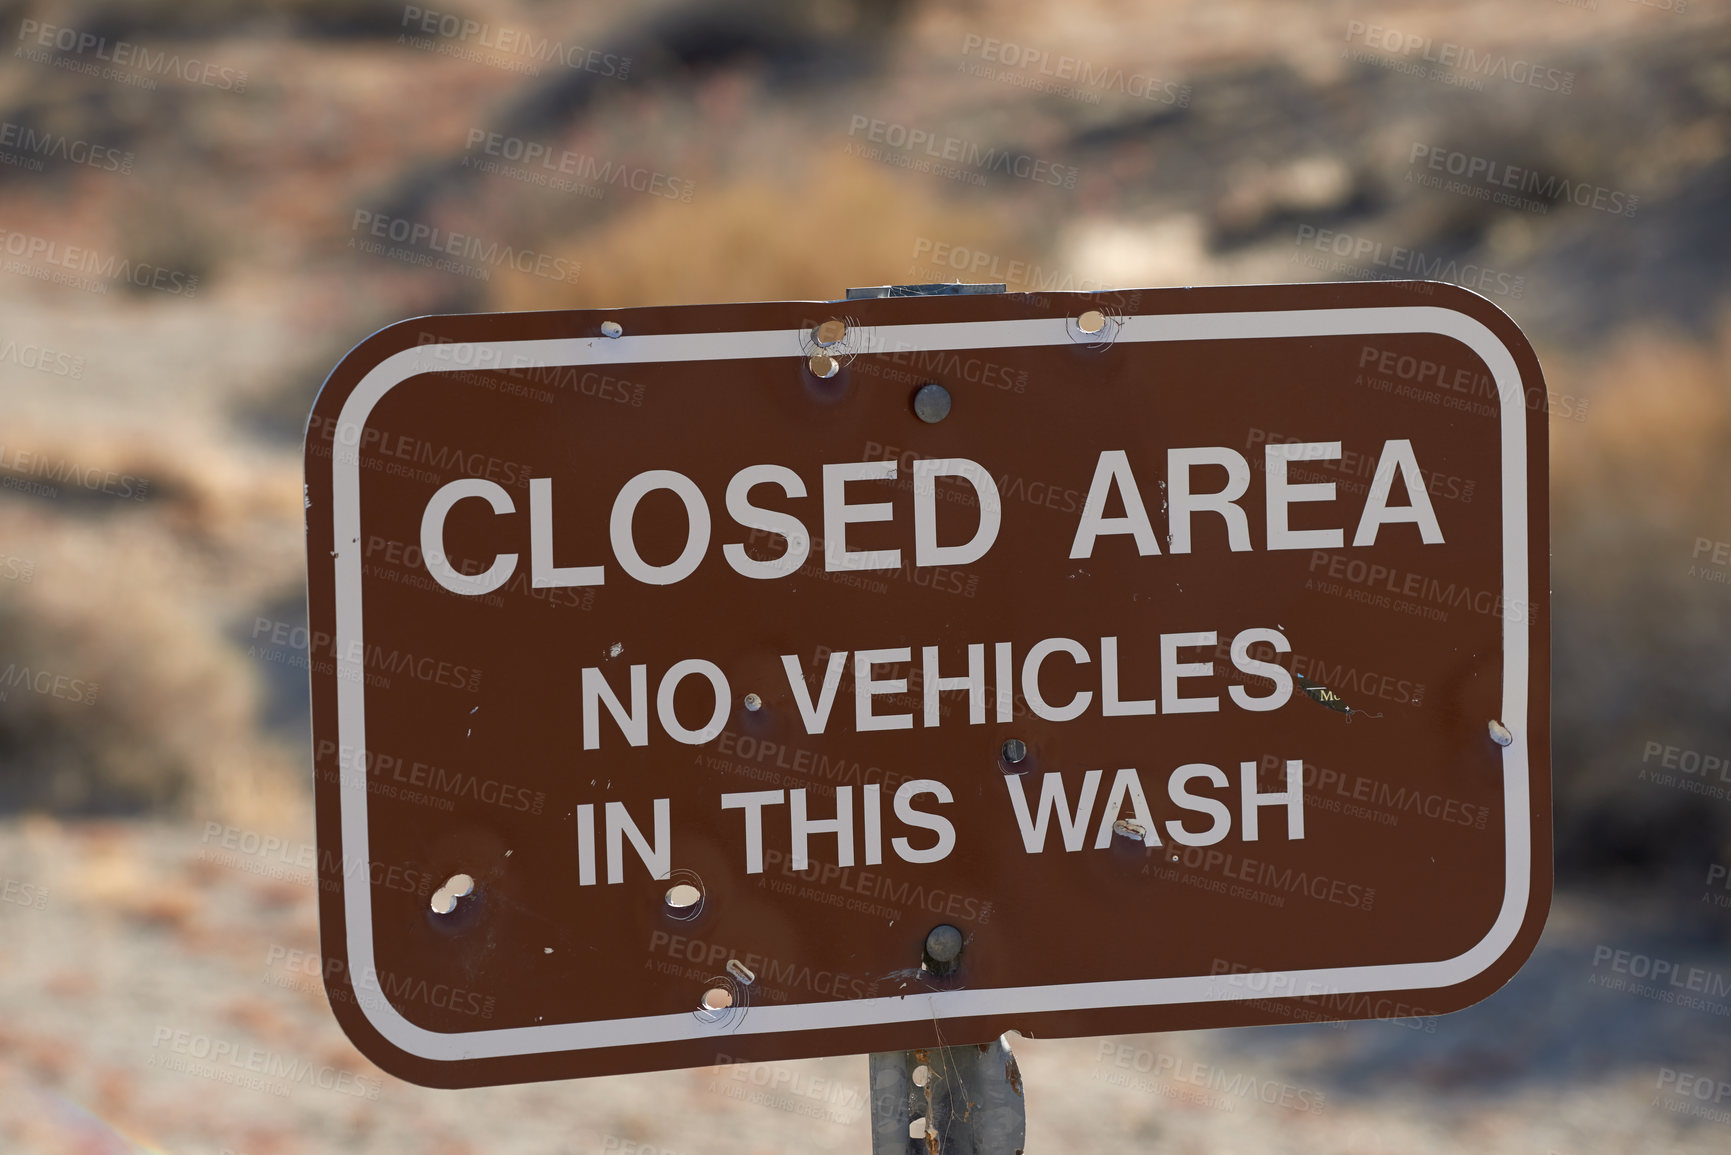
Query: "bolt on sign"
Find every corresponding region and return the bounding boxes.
[304,281,1550,1088]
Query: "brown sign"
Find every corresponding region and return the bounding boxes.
[304,281,1550,1088]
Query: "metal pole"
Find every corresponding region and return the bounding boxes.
[868,1035,1026,1154]
[843,279,1022,1153]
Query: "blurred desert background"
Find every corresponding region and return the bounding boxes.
[2,0,1731,1151]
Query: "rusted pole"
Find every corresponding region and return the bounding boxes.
[868,1035,1026,1154]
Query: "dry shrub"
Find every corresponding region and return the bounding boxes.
[0,527,299,825]
[487,154,1019,311]
[1554,329,1731,528]
[1548,319,1731,876]
[0,423,305,829]
[0,422,303,536]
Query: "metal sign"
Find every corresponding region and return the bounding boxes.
[304,282,1550,1088]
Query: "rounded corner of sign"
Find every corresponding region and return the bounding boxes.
[1440,917,1550,1019]
[342,968,486,1070]
[336,1017,467,1089]
[361,311,458,354]
[1405,279,1515,326]
[1393,300,1540,434]
[322,984,421,1080]
[1421,291,1540,375]
[1409,277,1493,306]
[304,316,438,446]
[1437,865,1551,1002]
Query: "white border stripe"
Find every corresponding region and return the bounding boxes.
[328,307,1531,1061]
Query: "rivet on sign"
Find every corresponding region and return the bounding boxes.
[1077,309,1106,335]
[808,352,840,379]
[923,924,964,974]
[665,882,702,911]
[1489,720,1514,747]
[600,320,623,339]
[743,692,762,712]
[912,383,952,424]
[812,319,847,347]
[1001,738,1028,766]
[430,872,475,915]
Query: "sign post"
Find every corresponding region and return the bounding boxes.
[869,1034,1024,1153]
[304,280,1551,1111]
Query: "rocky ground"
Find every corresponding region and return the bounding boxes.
[1,819,1728,1154]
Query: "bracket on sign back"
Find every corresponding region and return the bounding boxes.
[843,283,1008,299]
